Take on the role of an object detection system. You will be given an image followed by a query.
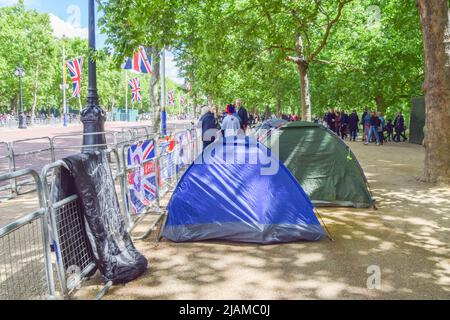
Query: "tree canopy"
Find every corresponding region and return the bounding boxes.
[99,0,424,121]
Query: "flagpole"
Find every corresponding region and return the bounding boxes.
[125,70,128,121]
[178,91,181,117]
[161,50,166,136]
[62,39,67,127]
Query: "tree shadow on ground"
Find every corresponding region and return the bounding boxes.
[77,141,449,300]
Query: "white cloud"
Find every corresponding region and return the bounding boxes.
[49,13,88,39]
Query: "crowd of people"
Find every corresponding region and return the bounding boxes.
[320,109,408,145]
[197,99,255,149]
[197,101,410,150]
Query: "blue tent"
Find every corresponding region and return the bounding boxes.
[162,136,325,244]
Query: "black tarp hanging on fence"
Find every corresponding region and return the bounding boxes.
[55,151,147,284]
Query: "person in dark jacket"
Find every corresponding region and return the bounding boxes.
[348,110,359,141]
[198,106,219,150]
[236,99,249,132]
[335,111,342,137]
[394,112,407,142]
[385,119,394,141]
[340,110,349,140]
[326,108,337,132]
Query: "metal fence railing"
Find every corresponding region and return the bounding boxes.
[0,126,202,300]
[0,169,55,300]
[7,137,55,196]
[40,161,97,298]
[0,142,13,200]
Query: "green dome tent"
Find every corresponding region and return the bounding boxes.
[262,121,374,208]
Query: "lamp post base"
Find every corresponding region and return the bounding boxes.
[18,113,27,129]
[80,105,106,153]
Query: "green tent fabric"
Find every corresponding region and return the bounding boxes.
[262,121,374,208]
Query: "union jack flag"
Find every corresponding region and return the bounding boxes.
[123,46,152,74]
[66,57,84,98]
[168,90,175,106]
[127,140,156,214]
[129,77,141,103]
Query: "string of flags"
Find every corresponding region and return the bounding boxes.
[63,47,186,108]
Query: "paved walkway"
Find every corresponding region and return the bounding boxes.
[73,140,449,300]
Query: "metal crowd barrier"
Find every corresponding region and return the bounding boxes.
[0,142,14,200]
[40,146,121,299]
[7,137,55,197]
[0,169,55,300]
[0,126,202,299]
[118,128,202,240]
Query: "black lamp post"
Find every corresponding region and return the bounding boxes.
[14,64,27,129]
[81,0,106,153]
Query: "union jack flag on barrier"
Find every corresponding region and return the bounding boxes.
[123,46,152,74]
[127,140,156,214]
[66,57,83,98]
[129,78,141,103]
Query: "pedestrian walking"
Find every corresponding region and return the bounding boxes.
[348,110,359,141]
[221,104,241,137]
[236,99,249,133]
[394,112,407,142]
[341,110,349,140]
[198,106,219,150]
[365,111,380,145]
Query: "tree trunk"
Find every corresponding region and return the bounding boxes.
[276,96,282,117]
[416,0,450,184]
[297,62,311,121]
[10,96,18,115]
[374,94,385,113]
[150,49,161,133]
[30,65,39,126]
[264,105,270,119]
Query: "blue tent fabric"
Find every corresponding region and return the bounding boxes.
[162,136,325,244]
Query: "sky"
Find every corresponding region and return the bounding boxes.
[0,0,184,84]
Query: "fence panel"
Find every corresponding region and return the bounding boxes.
[40,147,122,298]
[121,138,163,235]
[0,142,13,199]
[9,137,55,195]
[40,161,92,298]
[0,169,55,300]
[158,135,177,197]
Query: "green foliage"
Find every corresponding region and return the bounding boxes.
[0,0,425,121]
[99,0,424,118]
[0,2,145,115]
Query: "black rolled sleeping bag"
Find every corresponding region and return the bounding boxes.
[58,151,147,284]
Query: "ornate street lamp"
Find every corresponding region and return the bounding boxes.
[14,64,27,129]
[81,0,106,153]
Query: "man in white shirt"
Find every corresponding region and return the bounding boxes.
[221,104,240,137]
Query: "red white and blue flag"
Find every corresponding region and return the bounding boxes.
[128,77,141,103]
[127,140,156,214]
[168,90,175,106]
[123,46,152,74]
[66,57,84,98]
